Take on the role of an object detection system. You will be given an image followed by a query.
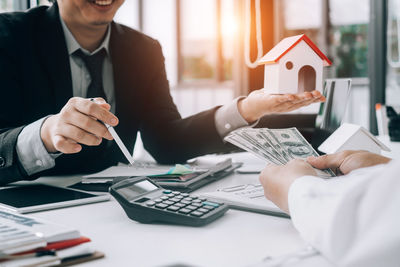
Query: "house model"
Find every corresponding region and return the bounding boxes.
[318,123,391,155]
[258,34,332,94]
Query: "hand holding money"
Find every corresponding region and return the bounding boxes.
[238,89,325,123]
[259,159,317,213]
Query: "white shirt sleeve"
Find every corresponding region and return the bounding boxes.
[288,161,400,267]
[214,97,260,137]
[16,117,60,175]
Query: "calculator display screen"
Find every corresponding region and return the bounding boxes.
[116,180,158,201]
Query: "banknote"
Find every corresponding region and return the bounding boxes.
[225,133,283,165]
[266,128,335,177]
[224,127,335,178]
[236,130,286,164]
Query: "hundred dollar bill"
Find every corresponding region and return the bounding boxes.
[236,130,286,164]
[267,128,335,177]
[257,129,293,163]
[224,133,283,165]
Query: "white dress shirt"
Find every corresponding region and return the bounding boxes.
[288,161,400,266]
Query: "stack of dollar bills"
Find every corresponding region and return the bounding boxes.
[224,127,335,178]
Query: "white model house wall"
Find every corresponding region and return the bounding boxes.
[264,40,324,94]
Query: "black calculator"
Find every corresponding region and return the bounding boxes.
[110,177,229,226]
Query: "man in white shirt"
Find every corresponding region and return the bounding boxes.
[259,150,399,266]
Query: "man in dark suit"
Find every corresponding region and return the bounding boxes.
[0,0,323,185]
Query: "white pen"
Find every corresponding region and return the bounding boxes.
[104,123,135,165]
[90,98,134,165]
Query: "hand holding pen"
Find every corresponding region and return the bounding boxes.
[40,97,119,154]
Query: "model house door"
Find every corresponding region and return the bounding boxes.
[298,65,316,93]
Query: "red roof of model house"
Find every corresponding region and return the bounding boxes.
[258,34,332,67]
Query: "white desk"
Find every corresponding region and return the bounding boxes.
[26,140,400,267]
[29,159,308,267]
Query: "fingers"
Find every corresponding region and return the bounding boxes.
[55,123,103,147]
[42,97,119,154]
[53,135,82,154]
[68,97,118,126]
[269,90,324,112]
[65,111,113,140]
[306,151,353,171]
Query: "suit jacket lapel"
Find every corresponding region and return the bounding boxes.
[37,3,73,112]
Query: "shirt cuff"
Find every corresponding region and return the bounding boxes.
[16,116,60,176]
[214,97,260,137]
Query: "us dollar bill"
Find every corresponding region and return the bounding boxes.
[224,132,283,165]
[224,127,335,178]
[266,128,335,177]
[237,129,286,164]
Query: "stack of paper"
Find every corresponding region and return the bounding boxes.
[0,211,103,266]
[224,127,335,178]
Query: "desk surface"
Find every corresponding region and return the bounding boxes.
[24,139,400,267]
[30,159,307,267]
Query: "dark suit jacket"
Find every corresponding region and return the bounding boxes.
[0,4,230,185]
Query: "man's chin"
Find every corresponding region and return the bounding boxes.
[91,20,112,26]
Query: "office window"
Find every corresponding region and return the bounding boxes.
[221,0,237,81]
[36,0,51,5]
[142,0,177,87]
[282,0,322,43]
[386,0,400,106]
[180,0,217,81]
[114,0,140,30]
[0,0,13,12]
[329,0,369,78]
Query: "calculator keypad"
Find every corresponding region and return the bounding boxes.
[145,191,221,218]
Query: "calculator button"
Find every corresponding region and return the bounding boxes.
[161,196,169,200]
[163,190,172,194]
[190,211,204,217]
[199,197,207,201]
[175,203,186,208]
[145,201,156,206]
[203,201,220,208]
[172,191,181,195]
[169,198,181,202]
[181,193,189,197]
[192,199,202,203]
[203,205,215,210]
[185,205,198,211]
[178,208,191,214]
[197,208,209,213]
[192,203,202,207]
[155,203,168,209]
[191,196,198,199]
[183,197,193,201]
[162,200,174,206]
[167,206,180,212]
[175,195,184,199]
[154,199,163,203]
[180,200,191,205]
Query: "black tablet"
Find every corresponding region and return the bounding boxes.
[0,184,109,213]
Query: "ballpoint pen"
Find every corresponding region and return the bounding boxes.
[90,99,134,165]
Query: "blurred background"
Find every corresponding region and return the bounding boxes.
[1,0,398,134]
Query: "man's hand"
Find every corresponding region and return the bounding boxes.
[259,159,317,213]
[238,89,325,123]
[307,150,392,175]
[40,97,119,153]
